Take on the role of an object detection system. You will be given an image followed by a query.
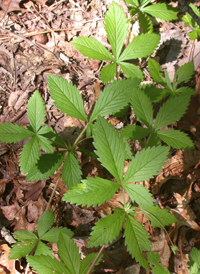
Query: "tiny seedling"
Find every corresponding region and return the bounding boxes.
[121,89,194,149]
[71,1,160,83]
[9,210,102,274]
[182,4,200,40]
[124,0,178,33]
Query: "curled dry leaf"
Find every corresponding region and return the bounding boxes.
[171,192,200,231]
[0,243,15,274]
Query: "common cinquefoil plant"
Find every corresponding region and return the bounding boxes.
[0,73,189,271]
[182,3,200,40]
[146,59,195,102]
[71,1,160,83]
[124,0,178,33]
[9,210,103,274]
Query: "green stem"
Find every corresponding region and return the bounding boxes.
[46,174,62,211]
[141,208,175,249]
[86,245,105,274]
[122,186,127,211]
[73,123,89,148]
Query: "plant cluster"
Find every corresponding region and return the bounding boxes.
[0,1,199,273]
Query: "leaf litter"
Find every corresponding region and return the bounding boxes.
[0,0,200,273]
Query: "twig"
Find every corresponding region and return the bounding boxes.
[179,0,200,27]
[86,245,105,274]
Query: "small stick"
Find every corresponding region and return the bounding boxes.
[86,245,105,274]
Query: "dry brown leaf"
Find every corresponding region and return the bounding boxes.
[0,0,47,13]
[151,231,171,269]
[0,243,15,274]
[171,193,200,231]
[0,0,21,13]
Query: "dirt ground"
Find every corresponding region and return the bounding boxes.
[1,0,200,273]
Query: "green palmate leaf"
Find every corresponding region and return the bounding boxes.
[174,87,195,96]
[88,212,125,248]
[129,6,139,16]
[189,247,200,274]
[123,146,169,184]
[124,137,132,159]
[20,136,40,174]
[71,37,114,61]
[154,94,191,130]
[37,135,53,153]
[125,0,139,6]
[37,210,54,238]
[62,152,82,188]
[26,151,65,181]
[121,125,150,140]
[0,123,34,143]
[48,75,87,122]
[104,1,128,60]
[147,252,170,274]
[119,61,144,79]
[27,90,46,132]
[189,30,199,40]
[148,58,166,86]
[90,78,140,122]
[164,70,172,91]
[147,132,161,147]
[13,230,37,241]
[157,129,194,149]
[58,233,81,274]
[131,89,153,128]
[80,252,103,274]
[100,62,117,83]
[41,227,73,243]
[9,240,37,260]
[124,184,153,207]
[143,3,178,21]
[138,11,153,33]
[149,63,166,88]
[176,62,194,85]
[124,214,151,269]
[140,0,152,6]
[119,33,160,61]
[93,117,126,183]
[34,241,53,258]
[141,205,177,228]
[27,255,68,274]
[63,177,119,207]
[140,84,165,103]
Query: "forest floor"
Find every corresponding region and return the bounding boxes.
[0,0,200,273]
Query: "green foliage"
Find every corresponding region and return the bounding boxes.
[146,59,195,102]
[182,4,200,40]
[189,247,200,273]
[0,3,196,271]
[0,91,56,174]
[9,210,73,260]
[71,1,160,83]
[125,0,178,33]
[64,117,177,269]
[147,252,170,274]
[27,233,103,274]
[121,89,194,149]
